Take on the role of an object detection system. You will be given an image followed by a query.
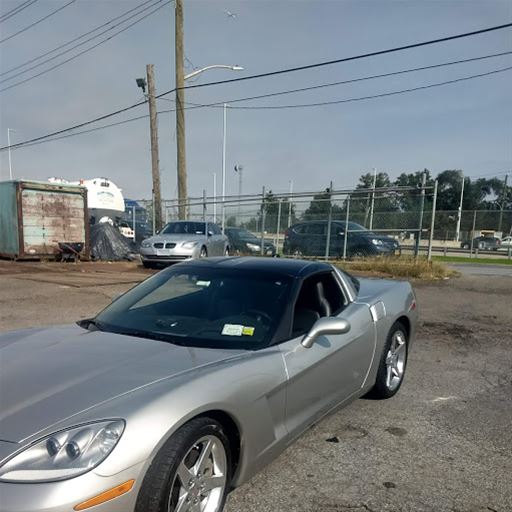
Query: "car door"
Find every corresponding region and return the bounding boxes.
[305,223,327,256]
[280,272,375,439]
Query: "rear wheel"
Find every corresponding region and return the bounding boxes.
[199,246,208,258]
[135,417,231,512]
[351,247,368,258]
[224,247,230,257]
[367,321,408,399]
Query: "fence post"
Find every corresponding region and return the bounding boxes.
[260,186,266,256]
[343,194,351,260]
[427,180,438,261]
[325,181,333,260]
[469,210,477,258]
[414,172,427,258]
[276,199,282,254]
[132,205,136,242]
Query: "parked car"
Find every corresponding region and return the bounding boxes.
[460,236,500,250]
[118,221,135,240]
[0,257,417,512]
[283,220,401,258]
[498,235,512,251]
[225,227,276,256]
[140,221,229,267]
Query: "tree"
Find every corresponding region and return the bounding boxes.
[303,190,342,221]
[257,190,296,233]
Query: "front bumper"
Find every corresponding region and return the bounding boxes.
[0,461,145,512]
[140,245,197,263]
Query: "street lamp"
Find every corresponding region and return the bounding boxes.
[184,65,243,81]
[175,62,243,220]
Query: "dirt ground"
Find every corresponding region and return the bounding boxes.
[0,260,511,512]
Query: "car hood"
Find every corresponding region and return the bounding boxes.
[0,325,245,443]
[144,233,207,244]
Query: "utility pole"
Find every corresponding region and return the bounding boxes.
[175,0,187,220]
[455,172,465,242]
[146,64,163,232]
[498,174,508,234]
[7,128,14,180]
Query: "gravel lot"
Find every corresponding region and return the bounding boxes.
[0,260,510,512]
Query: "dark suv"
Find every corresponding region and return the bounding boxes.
[283,221,400,258]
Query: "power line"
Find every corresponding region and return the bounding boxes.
[2,22,512,148]
[171,22,512,93]
[0,0,157,78]
[0,0,39,23]
[221,65,512,110]
[157,51,512,107]
[0,0,171,92]
[5,63,511,151]
[0,0,77,44]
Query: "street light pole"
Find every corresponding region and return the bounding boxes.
[221,103,227,231]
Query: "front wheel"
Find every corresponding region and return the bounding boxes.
[367,321,408,399]
[199,246,208,258]
[135,417,231,512]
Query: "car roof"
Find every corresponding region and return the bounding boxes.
[176,256,332,278]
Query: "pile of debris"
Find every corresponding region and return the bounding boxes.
[90,223,137,261]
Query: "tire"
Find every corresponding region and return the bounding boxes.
[142,261,154,269]
[135,417,231,512]
[366,321,408,399]
[351,247,367,259]
[199,246,208,258]
[224,247,230,257]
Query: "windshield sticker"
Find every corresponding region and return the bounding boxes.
[242,326,255,336]
[221,324,244,336]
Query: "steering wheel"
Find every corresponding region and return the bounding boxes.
[244,309,272,323]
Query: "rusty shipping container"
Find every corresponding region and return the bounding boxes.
[0,180,90,259]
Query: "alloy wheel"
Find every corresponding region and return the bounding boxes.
[384,330,407,391]
[167,435,227,512]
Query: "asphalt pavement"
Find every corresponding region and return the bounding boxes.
[449,263,512,276]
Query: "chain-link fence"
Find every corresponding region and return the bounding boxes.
[127,183,512,259]
[129,184,446,259]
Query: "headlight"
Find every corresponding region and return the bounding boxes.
[0,420,124,483]
[246,243,261,251]
[141,241,151,248]
[371,239,383,246]
[181,241,198,249]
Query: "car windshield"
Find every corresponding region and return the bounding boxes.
[93,267,292,349]
[161,222,206,235]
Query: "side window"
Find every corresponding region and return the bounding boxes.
[330,223,344,236]
[306,223,326,235]
[293,224,306,234]
[212,224,222,235]
[291,273,346,337]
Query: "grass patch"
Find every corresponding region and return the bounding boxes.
[334,256,457,280]
[432,255,512,265]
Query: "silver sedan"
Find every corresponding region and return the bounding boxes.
[140,221,229,267]
[0,257,417,512]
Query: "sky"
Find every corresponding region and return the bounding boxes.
[0,0,511,202]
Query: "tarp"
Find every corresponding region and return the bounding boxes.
[90,223,137,261]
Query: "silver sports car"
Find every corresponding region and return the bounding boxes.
[0,257,417,512]
[140,221,229,267]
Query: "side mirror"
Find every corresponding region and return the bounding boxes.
[301,317,351,349]
[207,230,213,237]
